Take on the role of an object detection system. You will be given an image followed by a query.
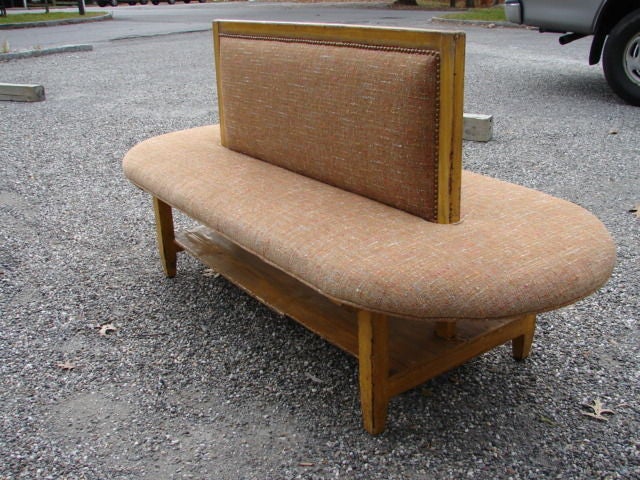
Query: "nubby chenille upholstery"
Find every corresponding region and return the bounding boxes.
[218,36,441,221]
[123,21,616,434]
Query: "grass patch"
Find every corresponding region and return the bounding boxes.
[0,12,103,24]
[442,7,507,22]
[395,1,464,8]
[415,0,456,7]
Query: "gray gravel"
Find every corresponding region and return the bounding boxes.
[1,25,639,479]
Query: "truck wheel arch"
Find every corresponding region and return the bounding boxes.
[590,0,640,65]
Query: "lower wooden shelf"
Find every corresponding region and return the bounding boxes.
[175,226,534,401]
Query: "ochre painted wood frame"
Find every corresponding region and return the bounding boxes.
[213,20,465,224]
[153,199,536,434]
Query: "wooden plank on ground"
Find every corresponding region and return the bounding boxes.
[0,83,45,102]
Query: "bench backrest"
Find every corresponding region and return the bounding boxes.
[213,21,464,223]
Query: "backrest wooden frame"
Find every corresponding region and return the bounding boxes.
[213,21,465,224]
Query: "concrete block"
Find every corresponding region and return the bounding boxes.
[0,83,45,102]
[463,113,493,142]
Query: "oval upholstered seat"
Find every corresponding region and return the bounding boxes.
[123,125,616,320]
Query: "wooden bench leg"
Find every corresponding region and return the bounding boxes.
[512,314,536,360]
[357,311,390,435]
[435,320,457,339]
[153,197,178,278]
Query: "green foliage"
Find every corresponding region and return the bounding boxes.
[442,7,507,21]
[0,12,102,24]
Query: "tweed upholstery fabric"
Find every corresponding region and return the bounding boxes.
[123,126,616,320]
[217,35,441,222]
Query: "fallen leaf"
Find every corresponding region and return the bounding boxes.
[304,372,323,384]
[202,268,220,278]
[57,361,76,370]
[608,129,619,135]
[99,323,117,336]
[298,462,314,467]
[539,415,557,426]
[420,387,433,397]
[629,205,639,217]
[581,399,614,421]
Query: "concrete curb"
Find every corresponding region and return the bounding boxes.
[0,44,93,61]
[0,12,112,30]
[431,16,532,29]
[111,28,212,42]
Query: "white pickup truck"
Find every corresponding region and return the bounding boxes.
[505,0,640,106]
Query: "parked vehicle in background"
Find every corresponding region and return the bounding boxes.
[96,0,148,5]
[96,0,205,6]
[505,0,640,106]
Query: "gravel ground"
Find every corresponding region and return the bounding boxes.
[1,26,638,479]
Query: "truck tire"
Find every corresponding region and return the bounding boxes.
[603,10,640,106]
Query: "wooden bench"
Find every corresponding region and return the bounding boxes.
[123,21,616,434]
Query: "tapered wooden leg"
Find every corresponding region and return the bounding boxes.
[512,314,536,360]
[153,197,178,278]
[357,311,390,435]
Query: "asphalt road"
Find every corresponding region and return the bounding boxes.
[3,2,447,50]
[2,1,607,83]
[2,2,607,93]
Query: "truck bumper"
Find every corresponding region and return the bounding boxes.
[505,0,523,24]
